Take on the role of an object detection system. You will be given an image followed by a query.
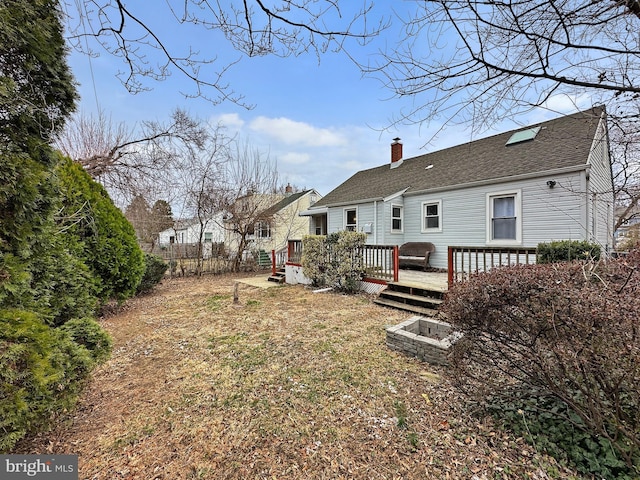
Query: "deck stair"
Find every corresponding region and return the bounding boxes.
[268,267,286,284]
[374,282,445,316]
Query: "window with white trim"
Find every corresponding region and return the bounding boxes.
[487,190,521,243]
[391,205,403,232]
[345,208,357,231]
[422,201,442,232]
[256,221,271,238]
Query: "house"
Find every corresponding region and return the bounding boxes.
[225,186,322,258]
[615,202,640,249]
[158,213,225,258]
[301,107,614,270]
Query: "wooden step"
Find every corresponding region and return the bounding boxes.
[386,282,446,299]
[373,297,438,316]
[378,290,443,309]
[267,269,286,283]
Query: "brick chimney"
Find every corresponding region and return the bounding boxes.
[285,183,293,196]
[391,138,403,163]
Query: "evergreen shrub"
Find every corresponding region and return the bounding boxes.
[137,253,168,294]
[537,239,601,263]
[0,309,94,452]
[56,157,145,301]
[59,317,112,364]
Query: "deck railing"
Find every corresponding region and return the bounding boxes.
[273,241,399,282]
[287,240,303,264]
[448,246,538,287]
[362,244,399,282]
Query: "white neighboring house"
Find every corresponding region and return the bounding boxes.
[158,213,225,258]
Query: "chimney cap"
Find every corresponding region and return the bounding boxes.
[392,137,401,144]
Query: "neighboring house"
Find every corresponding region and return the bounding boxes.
[158,213,225,258]
[225,186,323,256]
[301,107,615,270]
[615,203,640,249]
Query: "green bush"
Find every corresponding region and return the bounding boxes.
[537,239,601,263]
[137,253,168,294]
[301,231,366,292]
[486,388,634,479]
[0,309,94,452]
[444,251,640,478]
[56,156,145,301]
[59,317,112,364]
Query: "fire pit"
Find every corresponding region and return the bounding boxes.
[386,316,459,365]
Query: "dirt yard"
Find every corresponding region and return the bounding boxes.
[15,275,579,479]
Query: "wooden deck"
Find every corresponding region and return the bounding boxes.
[397,269,448,292]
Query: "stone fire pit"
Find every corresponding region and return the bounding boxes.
[386,316,460,365]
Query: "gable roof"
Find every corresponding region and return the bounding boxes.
[261,189,316,217]
[313,107,606,208]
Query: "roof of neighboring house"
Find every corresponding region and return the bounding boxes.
[261,189,316,217]
[313,107,606,208]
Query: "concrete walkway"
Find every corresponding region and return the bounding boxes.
[235,275,280,289]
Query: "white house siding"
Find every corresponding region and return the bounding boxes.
[158,214,225,247]
[585,117,615,251]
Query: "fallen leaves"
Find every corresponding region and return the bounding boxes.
[14,275,583,479]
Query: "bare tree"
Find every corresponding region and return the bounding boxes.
[62,1,386,106]
[218,142,282,271]
[374,1,640,130]
[55,107,208,204]
[370,0,640,228]
[124,196,174,251]
[167,121,233,274]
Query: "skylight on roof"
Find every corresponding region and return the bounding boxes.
[505,126,541,146]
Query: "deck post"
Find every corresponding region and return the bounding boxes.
[393,245,399,282]
[447,246,454,288]
[271,249,276,276]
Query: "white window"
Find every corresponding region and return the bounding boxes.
[345,208,357,231]
[422,201,442,232]
[391,205,403,232]
[487,190,522,244]
[204,232,213,243]
[256,221,271,238]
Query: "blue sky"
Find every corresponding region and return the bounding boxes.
[63,1,592,198]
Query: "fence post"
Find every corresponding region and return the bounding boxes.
[447,246,454,288]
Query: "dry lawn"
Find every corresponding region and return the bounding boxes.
[16,275,579,479]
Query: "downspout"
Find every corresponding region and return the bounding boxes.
[373,200,378,244]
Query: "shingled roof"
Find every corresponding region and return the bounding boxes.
[313,106,605,208]
[261,190,314,217]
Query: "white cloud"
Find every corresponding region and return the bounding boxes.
[249,116,348,147]
[210,112,245,131]
[280,152,311,165]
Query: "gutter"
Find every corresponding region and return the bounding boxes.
[299,206,329,216]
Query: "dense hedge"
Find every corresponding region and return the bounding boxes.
[444,251,640,478]
[537,239,601,263]
[1,0,126,452]
[56,157,145,301]
[0,310,99,452]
